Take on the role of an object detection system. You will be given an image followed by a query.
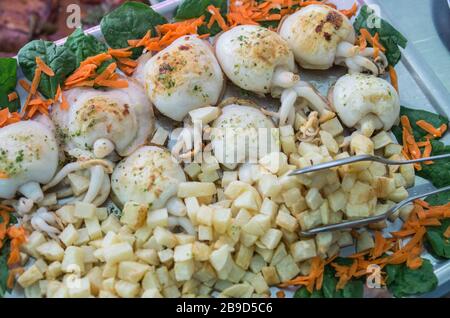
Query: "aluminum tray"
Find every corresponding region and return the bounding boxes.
[8,0,450,298]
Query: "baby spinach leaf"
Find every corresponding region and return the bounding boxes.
[385,259,438,297]
[426,218,450,259]
[293,262,364,298]
[100,1,167,59]
[425,190,450,206]
[0,58,20,112]
[0,241,11,298]
[416,140,450,188]
[18,40,77,99]
[175,0,227,36]
[354,5,408,66]
[64,28,109,67]
[392,106,449,142]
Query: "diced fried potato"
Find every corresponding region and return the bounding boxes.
[67,277,91,298]
[46,261,62,280]
[17,265,44,288]
[320,117,344,137]
[261,266,280,285]
[242,214,271,237]
[174,244,193,262]
[68,173,90,196]
[174,259,195,281]
[384,143,403,157]
[153,226,177,248]
[275,255,300,282]
[103,242,134,264]
[178,182,217,198]
[74,202,96,219]
[297,210,321,230]
[184,163,201,179]
[305,188,324,210]
[290,239,317,262]
[350,133,374,155]
[198,225,213,241]
[260,229,282,250]
[220,284,254,298]
[250,273,269,294]
[275,210,298,232]
[135,249,159,266]
[196,205,213,226]
[115,280,140,298]
[222,171,238,188]
[328,189,347,212]
[158,248,174,263]
[121,201,147,230]
[74,228,90,246]
[213,208,232,234]
[400,163,415,187]
[151,126,169,145]
[142,288,163,298]
[388,186,409,202]
[349,181,375,204]
[85,217,102,240]
[257,173,282,198]
[209,245,233,279]
[341,173,357,192]
[399,204,414,222]
[233,190,259,211]
[21,231,46,259]
[372,176,396,199]
[345,202,371,219]
[118,261,149,283]
[372,131,392,149]
[259,152,288,174]
[61,246,85,274]
[198,169,220,183]
[56,205,77,225]
[189,106,220,124]
[319,130,339,154]
[142,271,161,291]
[37,240,64,262]
[101,214,121,234]
[235,245,254,270]
[146,208,168,229]
[192,242,211,261]
[356,231,375,252]
[315,232,333,255]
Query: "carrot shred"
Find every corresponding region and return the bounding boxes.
[444,226,450,239]
[416,120,444,138]
[7,92,18,102]
[35,56,55,77]
[389,66,399,93]
[107,47,133,58]
[340,2,358,18]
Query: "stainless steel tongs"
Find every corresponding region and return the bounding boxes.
[288,153,450,236]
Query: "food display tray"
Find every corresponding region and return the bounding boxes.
[9,0,450,298]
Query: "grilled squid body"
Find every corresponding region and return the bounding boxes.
[215,25,333,126]
[211,104,280,166]
[141,35,224,121]
[279,5,387,75]
[52,78,154,158]
[111,146,186,209]
[0,120,58,201]
[330,73,400,137]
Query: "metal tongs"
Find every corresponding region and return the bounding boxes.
[288,154,450,236]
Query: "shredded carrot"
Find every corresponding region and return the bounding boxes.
[444,226,450,239]
[7,226,27,266]
[416,120,444,138]
[389,66,399,93]
[35,57,55,77]
[7,92,18,102]
[108,47,133,58]
[340,2,358,18]
[7,268,24,290]
[0,108,21,128]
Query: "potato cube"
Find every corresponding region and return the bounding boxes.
[166,197,186,217]
[372,131,392,149]
[400,164,415,187]
[100,215,121,236]
[276,210,298,232]
[251,273,269,294]
[341,173,357,192]
[328,189,347,212]
[81,246,96,263]
[196,205,213,226]
[158,248,174,263]
[174,244,193,262]
[393,173,407,188]
[227,263,246,284]
[356,231,375,252]
[257,174,282,198]
[46,261,63,280]
[178,182,217,198]
[349,181,375,204]
[234,209,252,227]
[233,191,259,211]
[399,204,414,222]
[384,143,403,157]
[290,239,317,262]
[67,173,90,196]
[315,232,333,255]
[338,231,354,247]
[94,207,108,221]
[220,284,254,298]
[235,245,254,270]
[242,214,271,237]
[67,277,91,298]
[115,280,140,298]
[142,288,163,298]
[249,254,266,273]
[74,201,96,219]
[163,285,181,298]
[320,117,344,137]
[305,188,324,210]
[121,201,147,230]
[212,208,232,234]
[259,229,282,250]
[147,208,168,228]
[101,277,116,292]
[174,260,195,281]
[275,255,300,282]
[75,228,90,246]
[136,249,159,266]
[282,187,302,208]
[297,210,322,231]
[261,266,280,285]
[103,243,134,264]
[184,163,201,179]
[388,187,409,202]
[55,205,77,225]
[189,106,220,124]
[184,197,200,225]
[198,226,213,241]
[17,265,43,288]
[153,226,177,248]
[21,231,46,258]
[85,217,102,240]
[118,261,149,283]
[209,245,233,279]
[281,135,297,155]
[61,246,85,274]
[345,202,371,219]
[351,133,374,155]
[259,152,288,174]
[373,176,396,199]
[260,198,278,221]
[240,232,258,247]
[142,271,161,291]
[319,130,339,154]
[198,169,220,183]
[190,242,210,262]
[37,240,64,262]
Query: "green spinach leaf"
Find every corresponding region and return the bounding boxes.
[392,106,449,142]
[0,241,10,298]
[425,190,450,206]
[416,140,450,188]
[175,0,227,36]
[385,259,438,297]
[0,58,20,112]
[64,28,109,67]
[18,40,77,99]
[426,218,450,259]
[100,1,167,59]
[354,5,408,66]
